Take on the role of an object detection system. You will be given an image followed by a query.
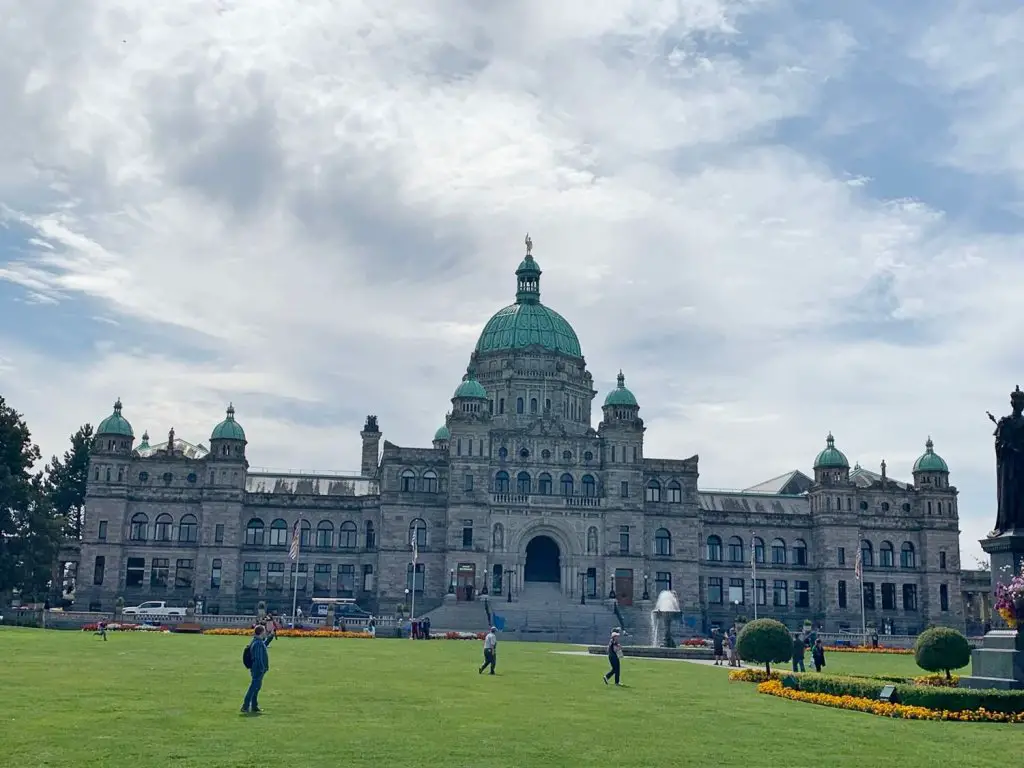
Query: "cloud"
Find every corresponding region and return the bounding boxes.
[1,0,1021,567]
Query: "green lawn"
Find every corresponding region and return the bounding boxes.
[0,628,1018,767]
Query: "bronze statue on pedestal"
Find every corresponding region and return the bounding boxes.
[988,386,1024,536]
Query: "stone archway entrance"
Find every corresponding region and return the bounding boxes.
[524,535,561,583]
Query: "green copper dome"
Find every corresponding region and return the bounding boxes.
[211,404,246,441]
[813,432,849,469]
[97,399,134,438]
[913,437,948,473]
[474,238,583,358]
[434,425,451,441]
[454,369,487,400]
[604,371,638,407]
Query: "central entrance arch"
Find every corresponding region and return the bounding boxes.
[524,535,561,583]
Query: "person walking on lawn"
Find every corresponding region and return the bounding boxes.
[241,624,273,714]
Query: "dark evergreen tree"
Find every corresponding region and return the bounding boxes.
[0,395,43,593]
[45,424,94,538]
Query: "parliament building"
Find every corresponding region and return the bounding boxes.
[77,240,965,634]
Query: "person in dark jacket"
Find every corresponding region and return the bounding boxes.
[811,638,826,672]
[603,630,623,685]
[791,633,806,672]
[241,624,273,714]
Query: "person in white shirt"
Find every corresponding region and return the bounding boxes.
[479,627,498,675]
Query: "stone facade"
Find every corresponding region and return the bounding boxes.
[76,244,965,634]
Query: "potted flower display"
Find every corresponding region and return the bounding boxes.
[993,567,1024,629]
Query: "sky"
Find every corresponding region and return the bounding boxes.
[1,0,1022,567]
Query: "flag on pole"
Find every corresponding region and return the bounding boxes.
[854,547,863,581]
[288,520,301,561]
[411,532,418,561]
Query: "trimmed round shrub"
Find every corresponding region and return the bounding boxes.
[737,618,793,674]
[914,626,971,680]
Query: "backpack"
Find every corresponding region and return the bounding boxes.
[242,643,253,669]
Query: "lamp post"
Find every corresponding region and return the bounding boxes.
[642,573,650,601]
[507,568,514,603]
[609,573,616,600]
[580,571,586,605]
[448,569,455,595]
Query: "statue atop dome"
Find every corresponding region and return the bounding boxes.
[525,232,533,255]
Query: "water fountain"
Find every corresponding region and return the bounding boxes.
[649,590,681,648]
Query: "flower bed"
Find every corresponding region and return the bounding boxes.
[204,628,372,638]
[728,668,781,683]
[731,669,961,688]
[81,623,168,632]
[757,679,1024,723]
[432,631,485,640]
[822,645,912,655]
[681,638,709,647]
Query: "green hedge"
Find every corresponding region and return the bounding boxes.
[791,674,1024,714]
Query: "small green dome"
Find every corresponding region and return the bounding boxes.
[434,425,451,441]
[813,432,849,469]
[211,404,246,441]
[604,371,638,407]
[137,431,150,450]
[97,399,134,438]
[454,369,487,400]
[913,437,948,473]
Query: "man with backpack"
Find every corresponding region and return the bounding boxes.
[241,624,273,714]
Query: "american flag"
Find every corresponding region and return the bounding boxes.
[854,547,863,580]
[288,520,301,561]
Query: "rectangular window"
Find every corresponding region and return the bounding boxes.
[645,484,660,502]
[468,439,474,456]
[620,481,628,497]
[881,583,897,610]
[174,559,194,590]
[611,446,617,462]
[289,563,308,591]
[210,559,222,589]
[708,577,723,605]
[126,557,145,587]
[266,563,285,591]
[904,583,919,611]
[837,580,847,609]
[656,571,672,594]
[300,524,311,549]
[338,564,355,596]
[863,581,876,610]
[98,520,108,541]
[93,556,105,586]
[771,542,786,564]
[755,578,766,606]
[215,524,225,544]
[837,547,845,565]
[362,564,373,592]
[407,562,425,592]
[729,577,744,604]
[313,563,331,593]
[772,580,788,607]
[464,474,473,491]
[939,551,947,570]
[668,485,682,503]
[794,546,807,566]
[242,562,260,590]
[462,524,474,549]
[794,580,809,608]
[632,446,638,463]
[619,526,630,555]
[456,438,462,456]
[940,583,949,611]
[880,547,894,568]
[151,558,169,588]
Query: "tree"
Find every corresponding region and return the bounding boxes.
[914,626,971,680]
[736,618,793,674]
[44,424,94,538]
[974,557,991,572]
[0,395,43,593]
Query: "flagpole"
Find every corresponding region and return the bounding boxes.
[750,531,758,620]
[409,533,418,638]
[290,517,302,625]
[855,544,866,643]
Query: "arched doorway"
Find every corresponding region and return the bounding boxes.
[524,535,561,583]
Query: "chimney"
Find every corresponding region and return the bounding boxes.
[360,415,381,477]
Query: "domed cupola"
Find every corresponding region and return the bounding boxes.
[433,424,451,450]
[601,370,640,425]
[474,235,583,358]
[95,398,135,454]
[812,432,850,484]
[210,403,247,461]
[913,436,950,488]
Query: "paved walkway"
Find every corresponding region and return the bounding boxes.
[550,650,746,668]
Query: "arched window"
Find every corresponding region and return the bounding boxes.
[492,523,504,550]
[645,481,661,503]
[880,541,895,568]
[667,481,682,503]
[587,527,598,554]
[900,542,916,569]
[315,521,333,548]
[706,535,722,562]
[861,540,874,567]
[245,518,265,546]
[299,519,312,548]
[582,474,596,497]
[753,537,765,564]
[422,470,438,494]
[495,471,510,494]
[793,539,808,566]
[365,521,376,550]
[516,397,524,414]
[655,528,672,556]
[560,473,574,496]
[410,518,427,548]
[516,472,531,494]
[269,518,288,547]
[771,538,786,564]
[339,521,357,549]
[154,513,173,541]
[530,397,538,414]
[728,536,744,562]
[538,473,552,495]
[400,470,416,492]
[129,513,148,541]
[178,514,198,543]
